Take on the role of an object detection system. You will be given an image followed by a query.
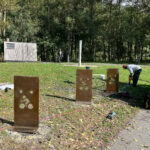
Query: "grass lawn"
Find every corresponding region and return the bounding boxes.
[0,62,150,150]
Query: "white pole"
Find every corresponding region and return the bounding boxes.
[79,40,82,66]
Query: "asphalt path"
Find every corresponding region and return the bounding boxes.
[107,109,150,150]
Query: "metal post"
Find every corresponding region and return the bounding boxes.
[78,40,82,66]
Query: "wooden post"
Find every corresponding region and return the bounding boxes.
[78,40,82,66]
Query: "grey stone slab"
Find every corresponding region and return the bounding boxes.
[4,42,37,62]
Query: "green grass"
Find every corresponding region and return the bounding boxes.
[0,62,149,149]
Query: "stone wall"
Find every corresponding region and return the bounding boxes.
[4,42,37,62]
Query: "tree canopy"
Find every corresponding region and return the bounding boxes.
[0,0,150,62]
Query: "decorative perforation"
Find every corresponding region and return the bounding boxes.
[108,75,117,85]
[79,78,89,91]
[19,90,34,110]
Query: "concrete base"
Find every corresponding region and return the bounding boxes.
[76,101,92,105]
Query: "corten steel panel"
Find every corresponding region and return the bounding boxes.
[14,76,39,133]
[76,69,92,103]
[106,69,119,92]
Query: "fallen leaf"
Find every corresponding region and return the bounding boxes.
[79,119,83,123]
[134,138,138,142]
[28,136,33,140]
[91,132,95,136]
[134,120,137,124]
[69,138,74,142]
[144,145,149,148]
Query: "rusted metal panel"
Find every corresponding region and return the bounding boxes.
[14,76,39,133]
[76,69,92,104]
[106,69,119,92]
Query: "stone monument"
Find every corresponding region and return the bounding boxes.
[4,41,37,62]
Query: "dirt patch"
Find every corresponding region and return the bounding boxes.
[5,124,51,144]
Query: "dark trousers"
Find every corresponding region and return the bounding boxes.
[133,69,142,87]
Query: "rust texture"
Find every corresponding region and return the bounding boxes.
[106,69,119,92]
[76,69,92,103]
[14,76,39,133]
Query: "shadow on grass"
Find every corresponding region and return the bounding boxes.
[64,80,75,84]
[0,118,14,126]
[106,81,150,108]
[45,94,76,102]
[47,79,150,108]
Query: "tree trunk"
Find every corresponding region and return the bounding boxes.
[102,37,106,62]
[3,7,6,38]
[47,0,50,32]
[93,40,96,62]
[52,46,56,62]
[128,42,133,62]
[108,45,110,62]
[134,44,137,62]
[140,45,144,62]
[67,32,71,62]
[107,1,113,62]
[74,35,77,61]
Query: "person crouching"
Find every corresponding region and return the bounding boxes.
[123,64,142,87]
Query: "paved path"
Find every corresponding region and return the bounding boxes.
[108,109,150,150]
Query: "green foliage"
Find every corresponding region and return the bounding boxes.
[0,0,150,62]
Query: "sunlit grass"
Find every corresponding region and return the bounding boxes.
[0,62,149,149]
